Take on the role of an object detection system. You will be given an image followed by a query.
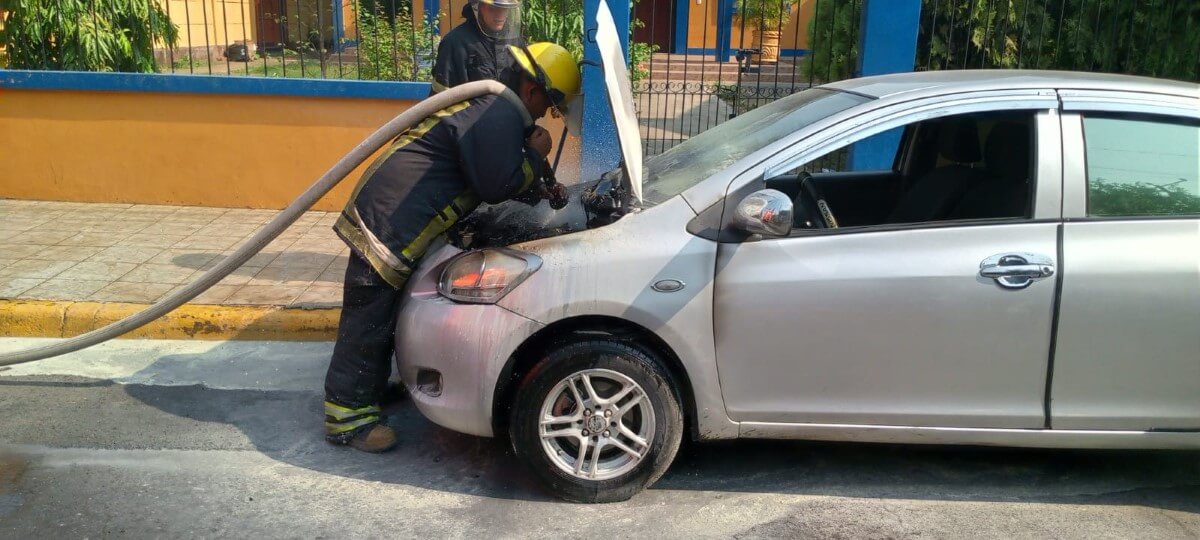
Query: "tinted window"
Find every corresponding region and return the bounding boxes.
[639,88,870,205]
[1083,116,1200,217]
[780,111,1035,228]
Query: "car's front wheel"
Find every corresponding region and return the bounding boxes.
[509,339,683,503]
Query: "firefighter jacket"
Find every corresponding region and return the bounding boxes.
[334,90,547,288]
[430,7,524,94]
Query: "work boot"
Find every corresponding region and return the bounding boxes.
[346,424,399,453]
[324,401,396,452]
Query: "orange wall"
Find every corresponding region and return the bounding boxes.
[436,0,471,35]
[341,0,358,44]
[163,0,257,48]
[686,0,814,51]
[0,88,579,210]
[338,0,441,48]
[0,89,411,211]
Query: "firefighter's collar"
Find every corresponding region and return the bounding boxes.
[497,87,533,128]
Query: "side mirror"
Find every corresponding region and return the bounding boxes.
[733,189,793,237]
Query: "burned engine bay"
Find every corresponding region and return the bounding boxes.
[449,173,633,249]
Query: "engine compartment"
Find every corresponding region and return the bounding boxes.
[450,174,634,249]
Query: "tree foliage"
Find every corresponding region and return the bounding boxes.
[522,0,654,84]
[735,0,797,30]
[357,0,413,25]
[356,4,436,81]
[803,0,1200,84]
[524,0,585,62]
[1,0,178,72]
[1089,179,1200,217]
[800,0,861,81]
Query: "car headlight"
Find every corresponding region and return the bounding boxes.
[438,248,542,304]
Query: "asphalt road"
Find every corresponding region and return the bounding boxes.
[1,338,1197,539]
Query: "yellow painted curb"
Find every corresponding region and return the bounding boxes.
[0,299,339,341]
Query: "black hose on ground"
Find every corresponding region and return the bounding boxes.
[0,80,510,367]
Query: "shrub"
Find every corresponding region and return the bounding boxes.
[1089,179,1200,217]
[1,0,178,72]
[524,0,585,61]
[522,0,655,84]
[356,4,437,81]
[799,0,860,83]
[735,0,796,31]
[800,0,1200,83]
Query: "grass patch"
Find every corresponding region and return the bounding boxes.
[159,53,366,80]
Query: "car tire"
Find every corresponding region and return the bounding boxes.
[509,339,684,503]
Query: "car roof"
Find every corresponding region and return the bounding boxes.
[823,70,1200,100]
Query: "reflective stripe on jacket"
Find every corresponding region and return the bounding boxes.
[334,90,547,288]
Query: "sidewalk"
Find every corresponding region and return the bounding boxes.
[0,199,348,340]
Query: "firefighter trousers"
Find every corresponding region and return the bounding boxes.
[323,250,406,438]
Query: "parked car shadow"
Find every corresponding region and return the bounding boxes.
[115,343,554,501]
[662,439,1200,513]
[113,340,1200,509]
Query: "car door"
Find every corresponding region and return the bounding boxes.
[1050,92,1200,431]
[712,100,1063,429]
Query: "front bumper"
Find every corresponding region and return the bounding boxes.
[395,292,543,437]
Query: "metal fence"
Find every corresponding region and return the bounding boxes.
[632,0,860,155]
[0,0,578,82]
[916,0,1200,81]
[5,1,1196,156]
[635,0,1200,156]
[151,0,445,80]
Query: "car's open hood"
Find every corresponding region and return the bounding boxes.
[595,0,643,203]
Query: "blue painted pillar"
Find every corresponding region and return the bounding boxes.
[425,0,441,35]
[331,0,345,53]
[672,0,690,54]
[581,0,631,182]
[848,0,921,171]
[715,0,734,62]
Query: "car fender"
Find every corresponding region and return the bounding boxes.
[497,196,739,439]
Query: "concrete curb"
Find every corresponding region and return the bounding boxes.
[0,299,339,341]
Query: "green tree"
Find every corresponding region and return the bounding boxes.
[801,0,1200,84]
[920,0,1199,78]
[800,0,861,82]
[1050,0,1200,81]
[358,0,413,25]
[1,0,178,73]
[356,4,436,81]
[523,0,585,61]
[521,0,655,84]
[1089,179,1200,217]
[918,0,1055,70]
[736,0,796,31]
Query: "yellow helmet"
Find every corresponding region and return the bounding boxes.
[508,42,581,111]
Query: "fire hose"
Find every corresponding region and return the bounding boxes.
[0,80,513,367]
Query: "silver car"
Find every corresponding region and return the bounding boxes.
[394,7,1200,503]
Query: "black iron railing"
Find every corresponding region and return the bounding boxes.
[1,0,585,83]
[633,0,857,155]
[917,0,1200,80]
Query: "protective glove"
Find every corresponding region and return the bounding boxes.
[542,181,569,210]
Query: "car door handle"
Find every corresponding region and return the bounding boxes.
[980,253,1055,289]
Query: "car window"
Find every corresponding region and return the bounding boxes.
[1083,116,1200,217]
[639,88,870,205]
[776,111,1037,229]
[791,129,902,174]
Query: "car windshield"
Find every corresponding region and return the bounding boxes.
[639,88,871,205]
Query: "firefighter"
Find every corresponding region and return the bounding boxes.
[431,0,524,94]
[323,42,581,453]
